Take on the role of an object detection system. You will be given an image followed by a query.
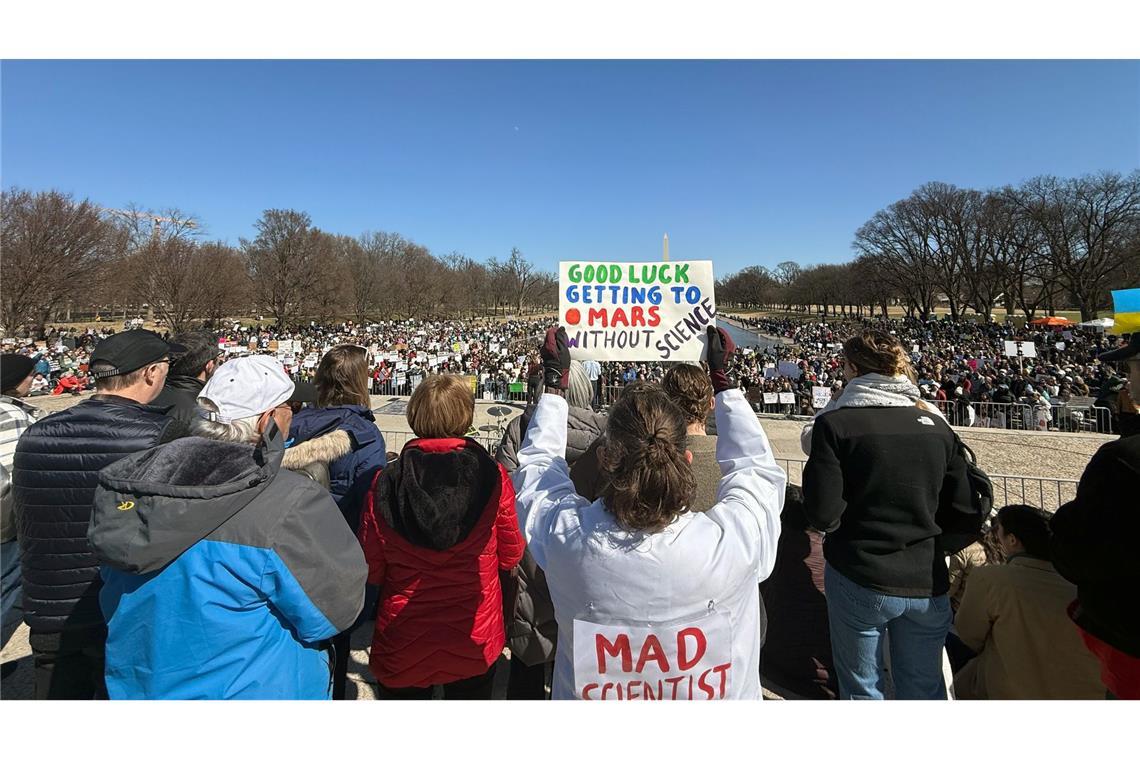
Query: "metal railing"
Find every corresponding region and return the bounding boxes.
[378,429,504,456]
[930,399,1112,434]
[777,457,1076,512]
[369,377,535,404]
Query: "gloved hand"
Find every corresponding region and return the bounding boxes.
[706,325,735,394]
[541,325,571,391]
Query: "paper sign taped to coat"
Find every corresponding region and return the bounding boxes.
[573,610,733,700]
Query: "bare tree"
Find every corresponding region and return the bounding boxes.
[197,243,250,325]
[504,247,539,315]
[1,189,118,336]
[1010,172,1140,320]
[241,210,342,326]
[853,199,940,319]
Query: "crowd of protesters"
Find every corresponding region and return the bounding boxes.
[721,314,1136,434]
[9,312,1133,437]
[0,312,1137,701]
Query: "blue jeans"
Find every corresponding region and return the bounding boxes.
[824,563,951,700]
[1,539,22,648]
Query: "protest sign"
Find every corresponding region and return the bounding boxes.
[1056,341,1066,351]
[763,392,778,405]
[1004,340,1037,358]
[777,361,800,378]
[812,386,832,409]
[573,611,733,700]
[763,366,778,379]
[559,261,716,361]
[778,392,796,405]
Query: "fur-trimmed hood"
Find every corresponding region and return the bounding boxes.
[283,429,353,488]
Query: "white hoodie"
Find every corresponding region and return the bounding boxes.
[512,388,786,700]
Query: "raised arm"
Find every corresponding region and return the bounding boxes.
[701,326,786,581]
[511,327,591,570]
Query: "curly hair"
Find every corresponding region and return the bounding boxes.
[599,382,696,533]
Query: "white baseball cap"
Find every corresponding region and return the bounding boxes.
[198,355,295,423]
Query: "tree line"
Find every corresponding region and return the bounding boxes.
[0,192,558,335]
[4,171,1138,337]
[718,171,1140,321]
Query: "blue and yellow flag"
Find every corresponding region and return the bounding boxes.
[1111,288,1140,335]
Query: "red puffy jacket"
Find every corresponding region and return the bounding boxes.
[358,437,525,689]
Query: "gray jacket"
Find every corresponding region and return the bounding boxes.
[87,421,368,698]
[496,404,607,666]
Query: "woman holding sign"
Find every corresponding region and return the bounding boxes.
[512,325,786,700]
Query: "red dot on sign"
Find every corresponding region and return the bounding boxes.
[565,308,581,325]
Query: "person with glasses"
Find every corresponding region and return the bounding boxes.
[11,329,187,699]
[89,355,367,699]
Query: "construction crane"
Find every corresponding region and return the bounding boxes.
[102,207,198,240]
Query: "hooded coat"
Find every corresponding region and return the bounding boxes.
[288,405,387,529]
[359,437,525,689]
[89,422,368,699]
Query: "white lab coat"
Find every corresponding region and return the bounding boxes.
[512,389,786,699]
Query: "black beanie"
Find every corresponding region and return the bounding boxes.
[1,354,38,394]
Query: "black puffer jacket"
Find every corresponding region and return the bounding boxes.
[496,404,606,666]
[152,374,205,425]
[12,395,182,632]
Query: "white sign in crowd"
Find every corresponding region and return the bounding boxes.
[559,260,717,362]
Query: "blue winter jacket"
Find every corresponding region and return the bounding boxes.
[288,405,386,529]
[88,422,368,699]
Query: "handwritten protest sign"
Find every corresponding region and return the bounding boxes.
[763,392,778,405]
[559,261,716,361]
[812,386,832,409]
[777,361,800,378]
[778,392,796,405]
[573,611,733,700]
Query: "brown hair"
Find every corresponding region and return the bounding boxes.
[407,374,474,439]
[662,363,713,426]
[316,344,371,407]
[599,382,696,533]
[842,331,916,382]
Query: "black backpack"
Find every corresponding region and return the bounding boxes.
[937,434,995,554]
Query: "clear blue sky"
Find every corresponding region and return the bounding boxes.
[3,60,1137,276]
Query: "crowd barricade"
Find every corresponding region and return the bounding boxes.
[931,399,1113,434]
[777,458,1076,511]
[370,378,533,404]
[379,429,503,457]
[374,434,1076,510]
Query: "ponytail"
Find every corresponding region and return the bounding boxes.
[600,382,696,533]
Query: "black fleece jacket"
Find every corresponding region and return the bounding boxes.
[802,405,972,598]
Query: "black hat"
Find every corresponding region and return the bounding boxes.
[1,353,37,393]
[89,330,186,380]
[1098,335,1139,362]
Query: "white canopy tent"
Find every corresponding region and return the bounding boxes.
[1079,317,1115,331]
